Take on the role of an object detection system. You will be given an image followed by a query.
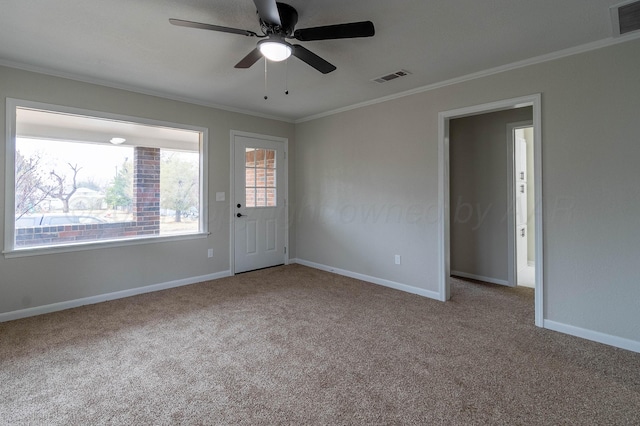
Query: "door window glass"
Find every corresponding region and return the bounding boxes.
[245,148,276,207]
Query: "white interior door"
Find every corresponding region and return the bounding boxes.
[515,137,528,268]
[233,134,286,273]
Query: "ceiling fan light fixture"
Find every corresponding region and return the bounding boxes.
[258,39,292,62]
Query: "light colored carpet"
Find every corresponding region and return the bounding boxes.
[1,264,639,425]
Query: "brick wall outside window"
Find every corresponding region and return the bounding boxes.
[132,146,160,235]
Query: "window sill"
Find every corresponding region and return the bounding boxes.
[3,232,210,259]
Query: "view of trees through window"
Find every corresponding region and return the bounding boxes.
[14,131,201,249]
[16,139,134,220]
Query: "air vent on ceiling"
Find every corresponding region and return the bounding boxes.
[611,0,640,36]
[372,69,412,84]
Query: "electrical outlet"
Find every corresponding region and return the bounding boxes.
[207,248,214,258]
[395,255,401,265]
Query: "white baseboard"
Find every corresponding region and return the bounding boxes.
[544,320,640,354]
[293,260,638,353]
[8,261,637,354]
[292,258,441,300]
[0,270,232,323]
[451,270,509,286]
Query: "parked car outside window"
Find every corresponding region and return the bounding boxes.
[15,214,107,228]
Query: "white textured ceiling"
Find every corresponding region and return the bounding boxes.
[0,0,628,121]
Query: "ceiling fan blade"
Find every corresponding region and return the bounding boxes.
[169,19,257,37]
[235,48,263,69]
[253,0,281,26]
[293,21,375,41]
[292,45,336,74]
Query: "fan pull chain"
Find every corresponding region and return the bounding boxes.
[264,59,268,100]
[285,58,289,95]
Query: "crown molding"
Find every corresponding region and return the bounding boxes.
[0,59,295,124]
[2,31,639,125]
[295,32,640,123]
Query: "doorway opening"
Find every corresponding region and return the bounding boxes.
[438,94,543,327]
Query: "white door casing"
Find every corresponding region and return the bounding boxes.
[231,132,287,273]
[439,94,543,327]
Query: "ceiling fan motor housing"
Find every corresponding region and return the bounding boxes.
[260,2,298,36]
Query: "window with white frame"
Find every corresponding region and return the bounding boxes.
[5,100,207,253]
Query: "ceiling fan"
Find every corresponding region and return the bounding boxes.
[169,0,375,74]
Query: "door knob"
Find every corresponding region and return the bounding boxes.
[237,213,246,218]
[237,203,242,208]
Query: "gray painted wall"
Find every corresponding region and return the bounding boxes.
[295,102,438,289]
[0,65,295,315]
[449,107,533,282]
[295,38,640,342]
